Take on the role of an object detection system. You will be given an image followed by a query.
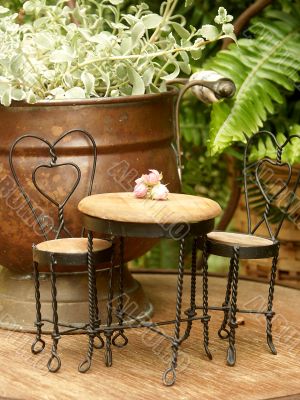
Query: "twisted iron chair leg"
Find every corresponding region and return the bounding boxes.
[47,255,61,373]
[104,255,114,367]
[31,259,45,355]
[218,257,234,340]
[266,245,279,355]
[227,246,240,367]
[201,236,212,360]
[181,237,198,343]
[92,262,104,351]
[79,232,96,373]
[112,237,128,349]
[162,238,185,387]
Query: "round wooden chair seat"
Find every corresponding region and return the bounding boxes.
[205,231,278,259]
[78,192,221,224]
[36,238,112,254]
[207,232,274,247]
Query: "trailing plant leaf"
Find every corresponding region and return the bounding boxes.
[198,25,220,41]
[141,14,163,29]
[206,8,300,155]
[214,7,233,24]
[127,67,145,95]
[0,0,235,105]
[171,22,190,40]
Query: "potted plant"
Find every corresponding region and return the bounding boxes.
[0,0,235,330]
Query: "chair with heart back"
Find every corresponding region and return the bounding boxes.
[200,130,300,366]
[9,129,112,372]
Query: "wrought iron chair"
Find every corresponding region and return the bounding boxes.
[200,131,300,366]
[9,129,112,372]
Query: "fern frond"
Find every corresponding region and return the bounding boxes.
[205,10,300,155]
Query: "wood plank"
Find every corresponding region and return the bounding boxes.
[78,192,222,223]
[0,275,299,400]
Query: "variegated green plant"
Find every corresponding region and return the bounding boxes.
[0,0,235,106]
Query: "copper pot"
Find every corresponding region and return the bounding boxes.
[0,90,181,273]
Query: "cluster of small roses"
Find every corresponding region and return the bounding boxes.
[133,169,169,200]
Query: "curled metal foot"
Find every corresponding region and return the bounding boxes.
[204,343,213,360]
[78,357,92,374]
[112,331,129,348]
[93,335,105,350]
[226,345,236,367]
[105,347,112,367]
[31,338,46,355]
[162,367,176,387]
[267,334,277,355]
[47,352,61,373]
[218,327,230,340]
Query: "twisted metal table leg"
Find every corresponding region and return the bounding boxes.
[266,245,279,355]
[201,236,212,360]
[47,255,61,373]
[112,237,128,349]
[227,246,240,367]
[181,237,198,343]
[31,258,45,355]
[218,256,234,340]
[162,238,185,387]
[79,232,96,373]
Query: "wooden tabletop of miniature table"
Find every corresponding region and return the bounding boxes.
[78,192,222,224]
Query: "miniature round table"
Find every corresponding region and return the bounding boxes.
[78,192,221,385]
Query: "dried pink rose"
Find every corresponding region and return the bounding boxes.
[135,176,144,185]
[151,183,169,200]
[146,169,162,186]
[141,174,151,184]
[133,182,148,198]
[133,169,168,200]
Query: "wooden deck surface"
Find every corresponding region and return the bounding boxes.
[0,274,299,400]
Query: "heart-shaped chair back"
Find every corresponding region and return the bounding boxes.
[243,131,300,240]
[9,129,97,241]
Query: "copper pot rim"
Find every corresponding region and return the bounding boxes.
[5,87,179,108]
